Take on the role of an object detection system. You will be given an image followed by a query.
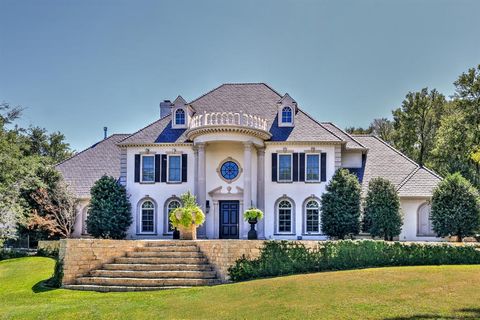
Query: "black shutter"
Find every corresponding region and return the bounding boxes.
[299,153,305,182]
[161,154,167,182]
[134,154,140,183]
[293,153,299,182]
[154,154,161,182]
[321,152,327,182]
[181,154,188,182]
[271,153,277,182]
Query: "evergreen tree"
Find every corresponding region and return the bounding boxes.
[86,176,132,239]
[362,177,402,241]
[320,169,361,239]
[431,173,480,242]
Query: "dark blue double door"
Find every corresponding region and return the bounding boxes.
[219,201,239,239]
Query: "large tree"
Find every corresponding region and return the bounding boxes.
[362,177,402,241]
[86,176,132,239]
[320,169,361,239]
[345,118,394,144]
[392,88,446,166]
[431,173,480,242]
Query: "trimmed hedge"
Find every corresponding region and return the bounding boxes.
[0,249,29,261]
[228,240,480,282]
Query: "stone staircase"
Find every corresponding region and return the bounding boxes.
[63,241,220,292]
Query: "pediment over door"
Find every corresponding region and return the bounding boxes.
[208,186,244,201]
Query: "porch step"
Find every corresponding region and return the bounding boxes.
[125,251,203,258]
[115,256,208,264]
[66,241,220,292]
[103,263,214,271]
[76,276,220,287]
[63,284,190,292]
[90,269,217,279]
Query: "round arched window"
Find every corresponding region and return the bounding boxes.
[220,161,240,180]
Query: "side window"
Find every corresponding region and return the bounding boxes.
[281,106,292,124]
[141,155,155,182]
[305,200,320,233]
[141,200,155,233]
[175,109,185,125]
[306,154,320,182]
[277,200,293,233]
[166,199,181,233]
[168,155,182,182]
[278,154,292,182]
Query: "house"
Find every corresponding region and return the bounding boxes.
[56,83,442,241]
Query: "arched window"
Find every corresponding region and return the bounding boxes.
[305,200,320,233]
[175,109,186,125]
[417,203,435,236]
[277,199,293,233]
[281,106,292,123]
[165,199,181,233]
[81,206,90,235]
[141,200,155,233]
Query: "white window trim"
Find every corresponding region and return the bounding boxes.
[305,153,321,183]
[164,198,181,235]
[139,199,156,235]
[277,153,293,183]
[275,198,295,235]
[279,106,294,127]
[140,154,155,184]
[417,202,436,237]
[175,109,186,126]
[167,154,182,183]
[303,199,321,235]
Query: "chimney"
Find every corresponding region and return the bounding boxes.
[103,127,108,139]
[160,100,172,118]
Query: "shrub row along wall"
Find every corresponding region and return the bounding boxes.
[228,240,480,282]
[38,240,60,252]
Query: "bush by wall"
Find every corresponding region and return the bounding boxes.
[0,249,29,261]
[228,240,480,282]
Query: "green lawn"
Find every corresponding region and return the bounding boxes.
[1,257,480,320]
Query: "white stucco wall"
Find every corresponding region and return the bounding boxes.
[71,199,90,238]
[399,198,444,242]
[263,144,335,241]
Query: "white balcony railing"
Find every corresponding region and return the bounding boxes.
[189,111,268,132]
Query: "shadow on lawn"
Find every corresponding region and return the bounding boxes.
[32,279,58,293]
[385,308,480,320]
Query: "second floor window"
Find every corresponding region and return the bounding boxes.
[141,155,155,182]
[168,155,181,182]
[175,109,185,125]
[281,106,292,123]
[306,154,320,181]
[278,154,292,182]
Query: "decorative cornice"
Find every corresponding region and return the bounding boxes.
[265,141,345,146]
[117,142,193,148]
[186,125,271,141]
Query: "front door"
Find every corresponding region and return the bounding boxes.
[219,201,239,239]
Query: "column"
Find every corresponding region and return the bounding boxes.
[256,147,266,239]
[243,141,253,238]
[196,142,207,238]
[193,147,198,196]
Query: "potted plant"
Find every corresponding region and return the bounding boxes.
[169,192,205,240]
[243,207,264,240]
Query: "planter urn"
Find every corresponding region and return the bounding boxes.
[248,218,258,240]
[178,224,197,240]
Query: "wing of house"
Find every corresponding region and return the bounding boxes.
[56,83,442,241]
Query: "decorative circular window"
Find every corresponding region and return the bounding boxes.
[217,158,242,183]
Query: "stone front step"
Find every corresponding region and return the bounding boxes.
[115,257,208,265]
[64,284,190,292]
[103,263,214,272]
[145,241,196,247]
[90,269,217,279]
[136,245,199,252]
[76,276,220,287]
[126,251,204,258]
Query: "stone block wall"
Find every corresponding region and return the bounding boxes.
[59,239,147,285]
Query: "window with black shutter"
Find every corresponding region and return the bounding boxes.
[161,154,167,182]
[321,152,327,181]
[154,154,161,182]
[181,154,188,182]
[271,153,277,182]
[134,154,140,183]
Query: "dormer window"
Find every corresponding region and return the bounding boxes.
[281,107,293,124]
[175,109,185,126]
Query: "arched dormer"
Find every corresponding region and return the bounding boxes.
[171,95,192,129]
[277,93,297,127]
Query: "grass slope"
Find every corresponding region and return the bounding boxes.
[1,257,480,320]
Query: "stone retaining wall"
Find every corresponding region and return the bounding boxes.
[59,239,148,285]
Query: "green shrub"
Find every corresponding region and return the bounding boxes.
[45,260,64,288]
[228,240,480,282]
[431,173,480,242]
[0,249,28,261]
[321,169,361,239]
[243,208,264,221]
[86,175,132,239]
[37,247,59,258]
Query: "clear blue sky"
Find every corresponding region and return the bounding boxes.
[1,0,479,151]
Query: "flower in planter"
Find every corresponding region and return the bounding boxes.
[169,192,205,240]
[243,207,264,222]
